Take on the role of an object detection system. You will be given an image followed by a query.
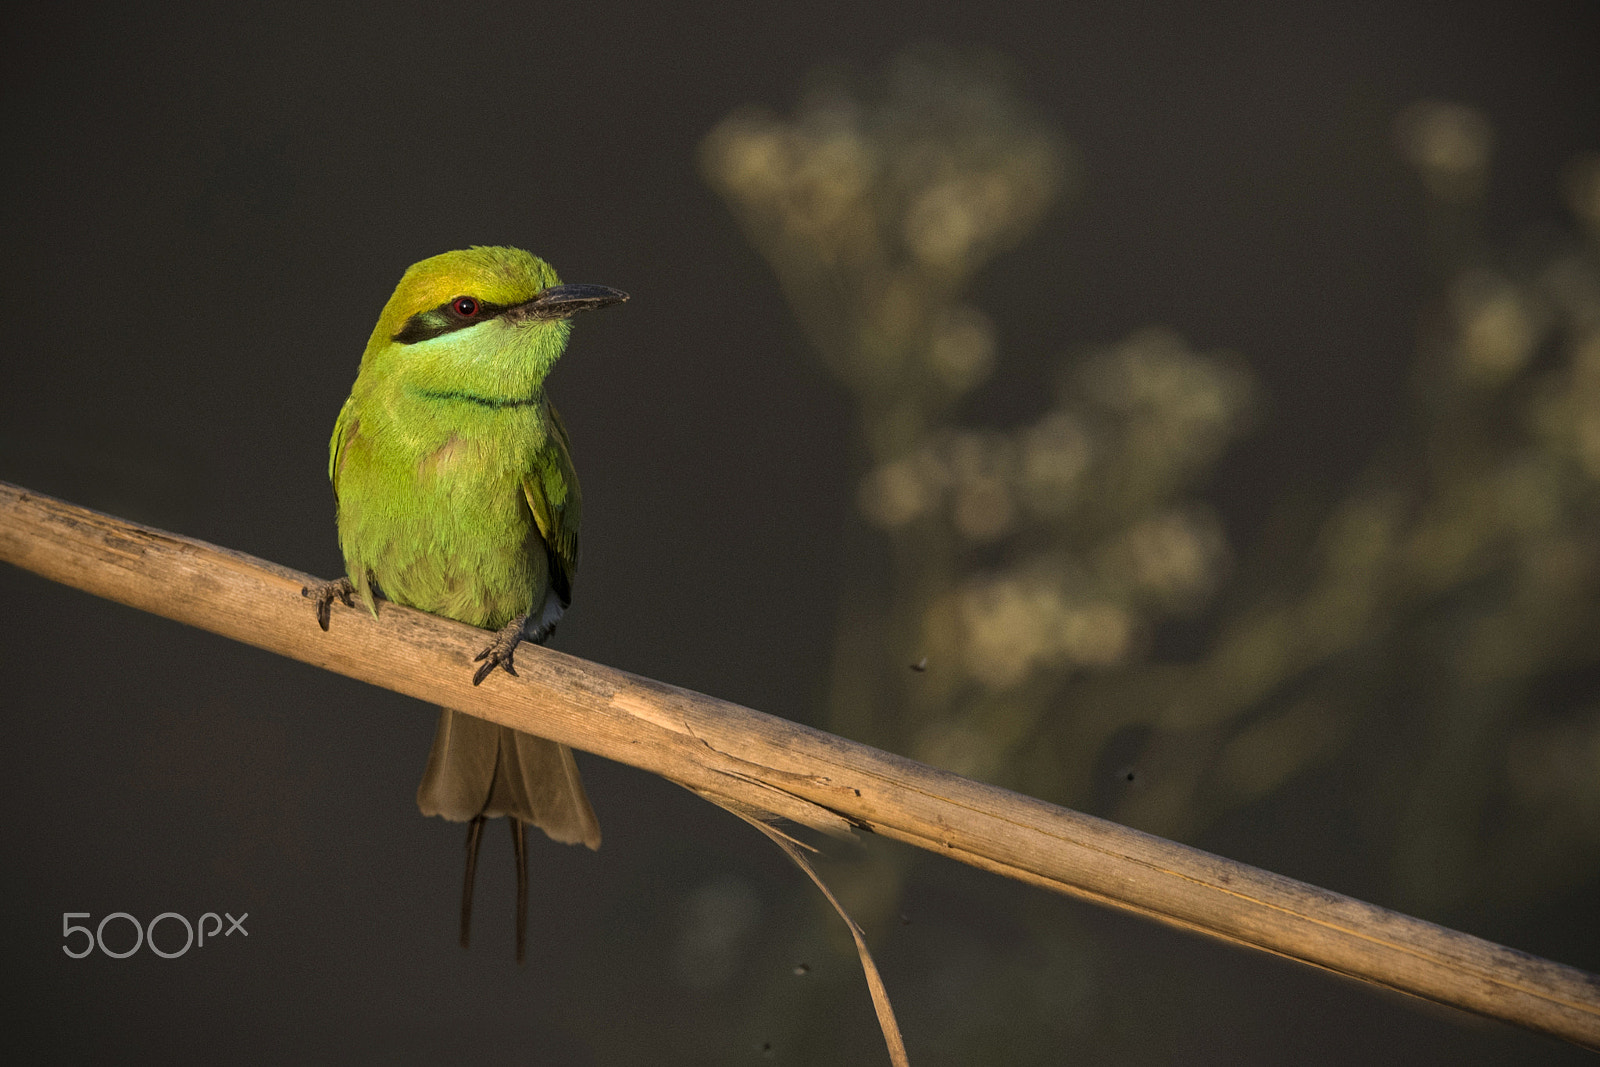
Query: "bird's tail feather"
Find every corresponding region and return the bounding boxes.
[416,707,601,849]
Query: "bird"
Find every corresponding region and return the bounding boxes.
[304,245,626,961]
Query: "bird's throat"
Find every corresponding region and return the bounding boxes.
[411,388,541,410]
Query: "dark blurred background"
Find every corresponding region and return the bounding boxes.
[3,2,1598,1063]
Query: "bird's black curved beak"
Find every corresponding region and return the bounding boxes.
[513,284,629,322]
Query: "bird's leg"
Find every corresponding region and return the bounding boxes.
[472,614,529,685]
[301,576,355,631]
[511,818,528,964]
[460,815,487,950]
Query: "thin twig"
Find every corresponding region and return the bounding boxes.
[724,805,910,1067]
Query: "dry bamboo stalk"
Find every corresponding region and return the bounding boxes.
[2,479,1597,1048]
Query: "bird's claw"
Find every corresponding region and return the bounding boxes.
[472,616,529,686]
[471,646,517,685]
[302,576,356,631]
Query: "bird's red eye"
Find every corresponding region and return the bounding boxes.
[452,296,479,317]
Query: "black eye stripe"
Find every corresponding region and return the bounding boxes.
[392,296,513,344]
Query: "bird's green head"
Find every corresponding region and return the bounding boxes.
[357,245,626,404]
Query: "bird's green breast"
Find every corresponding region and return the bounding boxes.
[333,390,552,630]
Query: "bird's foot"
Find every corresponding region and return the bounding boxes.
[301,576,355,631]
[472,614,529,686]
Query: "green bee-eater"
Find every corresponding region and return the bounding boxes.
[306,246,626,960]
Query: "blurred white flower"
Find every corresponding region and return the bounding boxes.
[1103,508,1229,606]
[1019,411,1092,515]
[1394,99,1494,203]
[859,457,932,529]
[1452,271,1543,385]
[929,305,997,394]
[957,567,1133,688]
